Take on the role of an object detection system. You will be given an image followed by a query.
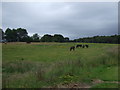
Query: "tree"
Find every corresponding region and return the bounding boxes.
[40,34,53,42]
[0,28,4,40]
[16,28,28,41]
[32,33,40,42]
[53,34,64,42]
[64,37,69,42]
[4,28,29,42]
[12,29,18,41]
[5,28,14,42]
[23,36,33,42]
[74,35,120,44]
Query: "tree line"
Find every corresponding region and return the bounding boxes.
[0,28,120,44]
[74,35,120,44]
[0,28,69,42]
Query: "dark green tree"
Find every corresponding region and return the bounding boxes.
[64,37,69,42]
[40,34,53,42]
[23,36,33,42]
[16,28,28,41]
[5,28,14,42]
[53,34,64,42]
[74,35,120,44]
[0,28,4,40]
[32,33,40,42]
[5,28,28,42]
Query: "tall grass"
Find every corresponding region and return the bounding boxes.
[2,43,119,88]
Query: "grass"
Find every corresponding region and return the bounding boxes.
[91,83,119,88]
[2,42,119,88]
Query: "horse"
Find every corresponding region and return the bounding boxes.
[82,45,85,48]
[85,45,89,48]
[70,46,75,51]
[76,44,82,48]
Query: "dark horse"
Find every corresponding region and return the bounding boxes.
[85,45,89,48]
[70,46,75,51]
[82,45,85,48]
[76,44,82,48]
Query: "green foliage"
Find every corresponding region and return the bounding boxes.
[40,34,68,42]
[75,35,120,44]
[31,33,40,42]
[2,27,120,43]
[0,28,4,40]
[40,34,53,42]
[53,34,64,42]
[5,28,28,42]
[64,37,69,42]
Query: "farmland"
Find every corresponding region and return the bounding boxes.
[2,42,119,88]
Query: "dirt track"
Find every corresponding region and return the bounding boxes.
[48,79,120,88]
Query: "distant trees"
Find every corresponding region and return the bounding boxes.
[5,28,13,42]
[40,34,53,42]
[4,28,28,42]
[16,28,28,42]
[0,28,4,38]
[1,28,69,42]
[31,33,40,42]
[53,34,64,42]
[40,34,69,42]
[64,37,69,42]
[74,35,120,44]
[0,28,4,41]
[1,27,120,44]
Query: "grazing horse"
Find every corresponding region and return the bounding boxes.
[70,46,75,51]
[76,44,82,48]
[82,45,85,48]
[85,45,89,48]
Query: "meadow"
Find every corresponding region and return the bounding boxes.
[2,42,119,88]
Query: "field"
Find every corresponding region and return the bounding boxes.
[2,42,119,88]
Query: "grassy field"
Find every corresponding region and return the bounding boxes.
[2,42,119,88]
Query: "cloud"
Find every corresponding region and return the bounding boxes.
[2,2,118,39]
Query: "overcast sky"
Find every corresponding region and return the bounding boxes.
[2,2,118,39]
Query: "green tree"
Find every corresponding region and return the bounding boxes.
[32,33,40,42]
[23,36,33,42]
[64,37,69,42]
[53,34,64,42]
[0,28,4,41]
[40,34,53,42]
[5,28,14,42]
[74,35,120,44]
[5,28,28,42]
[16,28,28,41]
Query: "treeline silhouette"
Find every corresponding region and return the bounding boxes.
[0,28,69,42]
[74,35,120,44]
[0,28,120,44]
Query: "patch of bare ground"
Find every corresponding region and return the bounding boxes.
[91,79,104,84]
[47,79,120,88]
[47,83,92,88]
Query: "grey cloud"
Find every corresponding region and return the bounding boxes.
[2,2,118,39]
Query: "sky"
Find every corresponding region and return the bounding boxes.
[2,2,118,40]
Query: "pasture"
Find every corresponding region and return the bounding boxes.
[2,42,119,88]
